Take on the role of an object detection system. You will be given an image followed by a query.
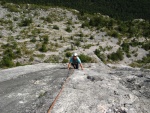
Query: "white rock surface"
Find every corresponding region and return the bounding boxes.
[51,64,150,113]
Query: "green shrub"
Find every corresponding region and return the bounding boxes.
[117,24,128,33]
[81,21,89,28]
[129,39,142,47]
[0,32,2,38]
[75,40,81,47]
[67,20,72,25]
[134,53,138,57]
[105,46,113,51]
[31,28,41,35]
[30,37,36,43]
[16,62,22,66]
[44,55,59,63]
[0,56,14,68]
[62,58,68,63]
[83,44,93,49]
[6,14,11,18]
[90,36,94,40]
[65,52,72,58]
[99,46,106,52]
[137,53,150,64]
[142,42,150,51]
[53,25,59,30]
[1,42,18,50]
[126,53,131,58]
[79,37,84,42]
[5,4,20,12]
[39,43,47,52]
[94,49,106,62]
[129,62,142,68]
[79,33,84,37]
[121,42,130,53]
[65,26,72,33]
[3,48,15,59]
[107,30,120,38]
[70,36,74,40]
[12,42,18,49]
[44,16,52,23]
[43,35,49,44]
[15,48,22,58]
[29,56,34,62]
[19,18,32,27]
[59,36,63,40]
[78,54,93,63]
[130,53,150,68]
[33,54,45,59]
[107,48,124,61]
[71,44,75,50]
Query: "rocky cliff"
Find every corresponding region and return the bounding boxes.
[0,63,149,113]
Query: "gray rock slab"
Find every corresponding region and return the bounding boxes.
[0,63,150,113]
[51,65,150,113]
[0,63,71,113]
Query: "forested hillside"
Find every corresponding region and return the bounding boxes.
[1,0,150,20]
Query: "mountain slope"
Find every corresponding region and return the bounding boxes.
[0,2,149,69]
[1,0,150,20]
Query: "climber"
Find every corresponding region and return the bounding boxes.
[68,53,83,70]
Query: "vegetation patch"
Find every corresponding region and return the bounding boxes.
[19,18,33,27]
[107,48,124,61]
[94,49,106,63]
[44,55,60,63]
[78,54,94,63]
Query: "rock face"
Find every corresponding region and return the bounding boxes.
[0,63,70,113]
[0,63,150,113]
[51,64,150,113]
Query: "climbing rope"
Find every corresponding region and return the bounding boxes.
[47,68,74,113]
